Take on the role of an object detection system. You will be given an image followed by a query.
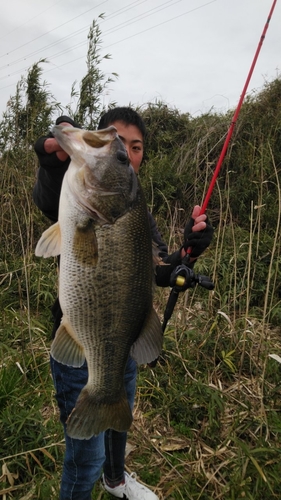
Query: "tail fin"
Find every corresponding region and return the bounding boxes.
[66,385,132,440]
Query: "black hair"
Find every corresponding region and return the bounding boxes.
[98,107,146,139]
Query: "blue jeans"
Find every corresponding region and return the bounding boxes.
[50,355,137,500]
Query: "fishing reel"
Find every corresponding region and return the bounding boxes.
[169,264,214,292]
[162,263,214,333]
[148,265,214,368]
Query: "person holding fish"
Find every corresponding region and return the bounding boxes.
[33,107,213,500]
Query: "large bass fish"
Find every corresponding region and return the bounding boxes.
[35,125,163,439]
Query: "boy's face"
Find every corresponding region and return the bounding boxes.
[110,120,144,174]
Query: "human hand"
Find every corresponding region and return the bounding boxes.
[182,205,213,258]
[44,121,73,161]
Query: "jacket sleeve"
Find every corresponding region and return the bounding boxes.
[148,212,168,257]
[33,133,70,222]
[32,117,79,222]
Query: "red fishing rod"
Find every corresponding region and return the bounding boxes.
[160,0,278,341]
[180,0,278,268]
[200,0,278,215]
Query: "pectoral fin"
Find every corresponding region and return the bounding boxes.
[51,320,85,367]
[35,222,61,257]
[130,307,163,365]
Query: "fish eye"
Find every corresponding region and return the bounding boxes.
[117,150,128,164]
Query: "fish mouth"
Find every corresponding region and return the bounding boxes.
[52,124,119,157]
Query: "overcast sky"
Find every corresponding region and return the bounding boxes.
[0,0,280,120]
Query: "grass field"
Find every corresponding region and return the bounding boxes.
[1,247,281,499]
